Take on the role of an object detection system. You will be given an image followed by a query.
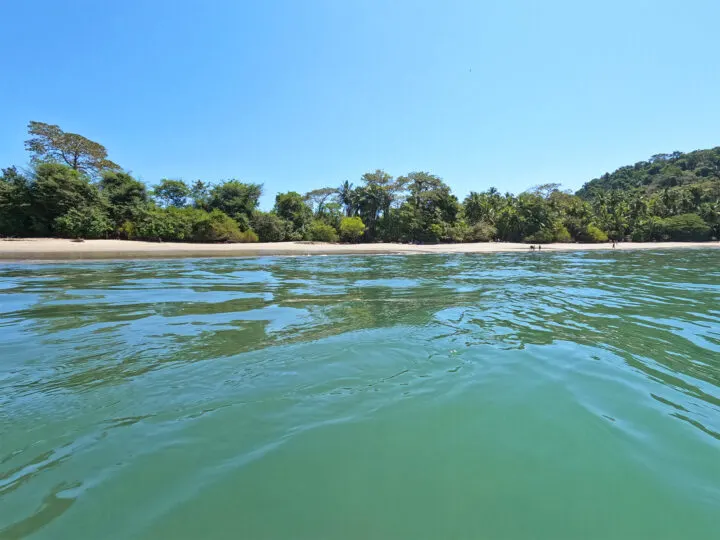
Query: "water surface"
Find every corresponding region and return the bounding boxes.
[1,251,719,539]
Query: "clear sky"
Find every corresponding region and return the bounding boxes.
[2,0,719,209]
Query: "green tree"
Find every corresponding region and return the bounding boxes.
[208,181,262,229]
[251,211,290,242]
[339,216,365,243]
[308,220,339,242]
[25,121,120,176]
[337,180,355,216]
[274,191,313,238]
[397,172,459,242]
[154,179,191,208]
[0,167,33,236]
[662,214,710,241]
[190,180,210,209]
[99,171,149,230]
[305,187,337,216]
[54,207,112,239]
[30,163,106,235]
[193,209,256,243]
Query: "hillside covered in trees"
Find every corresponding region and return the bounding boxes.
[1,122,719,244]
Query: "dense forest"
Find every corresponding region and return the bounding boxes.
[2,122,719,244]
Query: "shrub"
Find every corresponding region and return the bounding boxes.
[446,222,469,243]
[577,224,608,243]
[428,223,444,243]
[631,216,665,241]
[662,213,710,241]
[308,220,339,242]
[131,207,196,241]
[525,227,555,244]
[553,224,572,243]
[54,207,112,239]
[338,216,365,243]
[252,211,289,242]
[465,221,496,242]
[236,229,259,243]
[193,209,255,243]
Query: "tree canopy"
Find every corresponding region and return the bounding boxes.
[25,121,120,176]
[2,123,719,244]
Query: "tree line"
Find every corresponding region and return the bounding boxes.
[1,122,719,243]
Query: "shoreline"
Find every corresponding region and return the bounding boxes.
[0,238,718,262]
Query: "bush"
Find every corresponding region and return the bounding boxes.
[577,224,609,243]
[631,216,665,241]
[131,207,196,241]
[308,220,339,242]
[525,228,555,244]
[339,216,365,243]
[193,209,255,243]
[465,221,496,242]
[553,224,572,243]
[54,207,112,239]
[252,211,289,242]
[662,213,710,241]
[127,207,258,243]
[446,222,469,243]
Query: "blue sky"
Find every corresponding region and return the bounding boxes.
[1,0,719,209]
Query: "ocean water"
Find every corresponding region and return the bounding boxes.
[1,250,719,539]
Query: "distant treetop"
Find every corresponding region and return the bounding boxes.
[25,121,121,177]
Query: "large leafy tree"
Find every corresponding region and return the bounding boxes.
[208,181,262,229]
[99,171,149,229]
[25,121,120,177]
[154,179,191,208]
[0,167,33,236]
[274,191,313,237]
[30,163,107,235]
[304,187,337,216]
[397,172,459,242]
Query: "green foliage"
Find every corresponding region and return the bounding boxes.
[99,171,149,230]
[251,211,290,242]
[131,207,197,241]
[338,216,365,243]
[465,221,496,242]
[578,147,720,198]
[3,129,720,245]
[25,121,120,176]
[307,220,339,242]
[631,216,666,241]
[193,209,256,243]
[154,179,190,208]
[29,163,105,235]
[304,187,337,216]
[274,191,313,236]
[397,172,459,242]
[54,207,112,239]
[208,181,262,225]
[525,228,555,244]
[662,213,710,241]
[577,224,609,243]
[0,167,33,236]
[463,188,502,225]
[190,180,210,209]
[553,224,572,242]
[127,206,257,243]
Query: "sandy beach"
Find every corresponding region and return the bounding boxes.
[0,238,717,261]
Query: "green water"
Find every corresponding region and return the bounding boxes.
[1,251,719,539]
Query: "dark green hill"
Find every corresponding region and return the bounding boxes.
[577,147,720,199]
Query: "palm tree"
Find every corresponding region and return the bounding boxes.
[338,180,354,216]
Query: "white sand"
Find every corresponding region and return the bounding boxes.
[0,238,717,261]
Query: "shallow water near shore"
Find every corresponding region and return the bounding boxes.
[1,250,719,539]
